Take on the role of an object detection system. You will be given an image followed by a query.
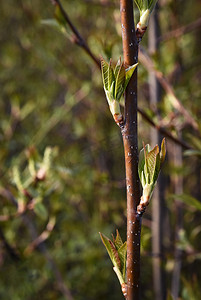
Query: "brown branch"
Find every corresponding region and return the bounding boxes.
[139,47,199,132]
[24,217,56,255]
[49,0,197,150]
[158,17,201,42]
[138,108,192,150]
[51,0,100,68]
[120,1,141,299]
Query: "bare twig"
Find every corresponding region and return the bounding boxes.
[48,0,198,148]
[51,0,100,68]
[139,47,199,131]
[158,17,201,42]
[24,217,56,255]
[138,108,192,150]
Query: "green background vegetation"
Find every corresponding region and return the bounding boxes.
[0,1,200,299]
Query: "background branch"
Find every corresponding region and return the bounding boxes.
[0,188,74,300]
[49,0,194,151]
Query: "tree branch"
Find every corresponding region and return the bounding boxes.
[51,0,100,68]
[139,47,199,132]
[158,17,201,42]
[138,108,192,150]
[48,0,198,149]
[120,1,141,299]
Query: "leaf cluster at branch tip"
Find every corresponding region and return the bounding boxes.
[99,230,127,286]
[138,138,166,205]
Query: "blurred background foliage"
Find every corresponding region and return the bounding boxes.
[0,0,200,299]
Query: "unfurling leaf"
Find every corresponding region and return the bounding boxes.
[112,229,123,250]
[99,231,127,286]
[134,0,158,41]
[138,138,166,211]
[100,57,138,124]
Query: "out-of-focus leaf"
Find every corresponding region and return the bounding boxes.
[184,150,201,157]
[34,202,48,220]
[40,19,59,28]
[160,138,166,164]
[166,292,174,300]
[171,194,201,211]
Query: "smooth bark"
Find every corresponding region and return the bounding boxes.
[120,1,141,299]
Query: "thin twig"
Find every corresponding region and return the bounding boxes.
[158,17,201,42]
[139,47,199,131]
[24,217,56,255]
[51,0,100,68]
[138,108,192,150]
[49,0,198,148]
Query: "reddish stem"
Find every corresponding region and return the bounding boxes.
[120,1,141,299]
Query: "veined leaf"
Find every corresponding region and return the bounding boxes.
[112,229,123,250]
[160,138,166,164]
[114,58,121,79]
[134,0,145,11]
[146,145,159,183]
[118,242,127,280]
[108,59,114,90]
[138,148,145,183]
[152,153,161,185]
[148,0,158,12]
[99,233,121,270]
[115,63,125,101]
[125,63,138,89]
[101,57,109,90]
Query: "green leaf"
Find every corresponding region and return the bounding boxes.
[34,202,48,220]
[118,242,127,280]
[134,0,145,11]
[114,58,121,79]
[160,138,166,164]
[138,146,146,179]
[114,62,125,101]
[99,233,121,270]
[125,63,138,89]
[148,0,158,12]
[112,229,123,250]
[108,59,114,90]
[41,19,59,28]
[172,194,201,211]
[152,153,161,185]
[184,150,201,157]
[166,292,174,300]
[54,4,67,26]
[134,0,158,13]
[146,145,159,183]
[101,57,109,91]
